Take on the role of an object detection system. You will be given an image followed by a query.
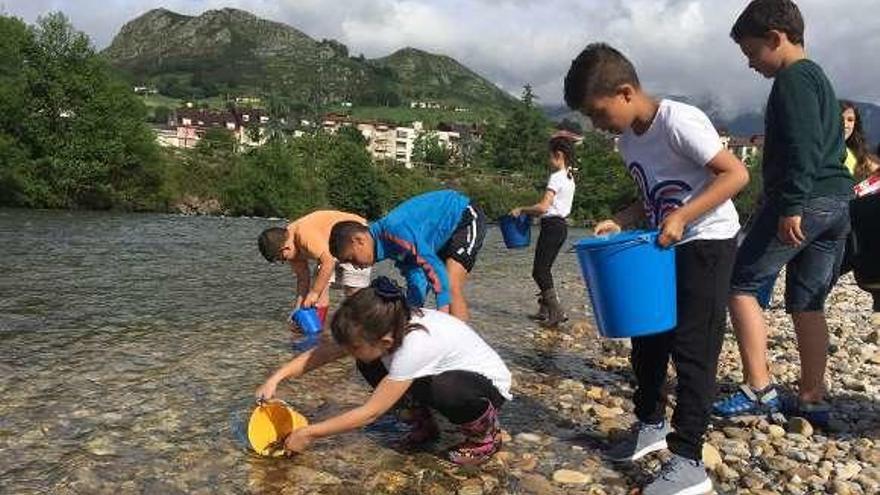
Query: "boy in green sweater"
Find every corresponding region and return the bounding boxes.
[713,0,854,426]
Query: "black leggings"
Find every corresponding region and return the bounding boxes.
[356,360,505,424]
[532,216,568,291]
[632,239,737,461]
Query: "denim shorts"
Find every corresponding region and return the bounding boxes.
[730,195,851,313]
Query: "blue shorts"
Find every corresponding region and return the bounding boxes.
[730,196,851,313]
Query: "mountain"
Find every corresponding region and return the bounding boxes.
[103,8,516,110]
[373,47,514,110]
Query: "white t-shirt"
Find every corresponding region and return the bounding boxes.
[618,99,740,243]
[544,169,575,218]
[381,309,513,399]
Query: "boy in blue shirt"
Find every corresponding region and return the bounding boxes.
[330,190,487,321]
[564,43,749,495]
[713,0,853,426]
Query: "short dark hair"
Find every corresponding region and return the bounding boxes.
[564,43,640,110]
[731,0,804,45]
[330,277,423,352]
[257,227,288,262]
[329,221,369,259]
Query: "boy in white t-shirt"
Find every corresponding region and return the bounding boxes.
[256,277,511,465]
[564,43,749,495]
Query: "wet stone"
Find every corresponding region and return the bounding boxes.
[552,469,592,484]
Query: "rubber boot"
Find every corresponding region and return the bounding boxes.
[448,401,502,465]
[540,288,567,328]
[398,405,440,445]
[527,293,548,321]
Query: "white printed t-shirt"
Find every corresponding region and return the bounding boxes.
[618,99,741,244]
[544,169,576,218]
[381,309,512,399]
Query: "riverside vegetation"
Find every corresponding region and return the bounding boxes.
[0,12,765,223]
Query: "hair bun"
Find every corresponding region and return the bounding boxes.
[372,276,404,301]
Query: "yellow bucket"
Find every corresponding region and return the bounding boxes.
[247,400,309,456]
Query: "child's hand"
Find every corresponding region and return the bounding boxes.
[777,215,805,246]
[255,380,278,403]
[658,211,686,247]
[284,427,313,454]
[302,291,320,308]
[594,219,622,236]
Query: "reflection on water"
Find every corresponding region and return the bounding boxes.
[0,209,599,493]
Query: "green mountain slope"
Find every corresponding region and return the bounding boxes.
[103,8,516,111]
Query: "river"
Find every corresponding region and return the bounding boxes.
[1,209,617,494]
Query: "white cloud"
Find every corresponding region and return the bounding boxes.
[5,0,879,114]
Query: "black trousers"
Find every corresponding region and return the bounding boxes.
[848,194,880,311]
[631,238,737,460]
[532,216,568,291]
[356,360,505,424]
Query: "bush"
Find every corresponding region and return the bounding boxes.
[570,132,638,224]
[734,154,763,220]
[382,164,442,209]
[325,139,388,219]
[223,141,326,218]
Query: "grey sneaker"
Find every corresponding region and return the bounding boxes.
[605,420,670,462]
[643,453,712,495]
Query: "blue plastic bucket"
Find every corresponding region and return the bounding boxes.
[574,230,677,338]
[499,214,531,249]
[290,308,322,335]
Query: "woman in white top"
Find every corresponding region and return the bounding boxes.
[511,135,577,326]
[255,276,512,465]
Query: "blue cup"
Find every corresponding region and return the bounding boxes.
[290,308,322,335]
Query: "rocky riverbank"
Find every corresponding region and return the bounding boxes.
[327,273,879,495]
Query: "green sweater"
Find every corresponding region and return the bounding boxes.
[763,59,853,216]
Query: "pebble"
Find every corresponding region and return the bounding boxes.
[517,474,556,494]
[515,432,542,444]
[552,469,592,484]
[836,463,862,481]
[767,425,786,438]
[702,443,722,471]
[787,417,814,437]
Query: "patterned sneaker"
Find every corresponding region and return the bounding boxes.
[604,420,671,462]
[712,384,781,418]
[781,397,831,429]
[643,453,713,495]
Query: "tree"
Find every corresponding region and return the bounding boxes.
[326,138,388,219]
[480,84,551,177]
[196,128,237,155]
[0,12,165,209]
[570,132,637,222]
[734,153,763,219]
[413,132,452,168]
[337,125,367,147]
[152,105,171,124]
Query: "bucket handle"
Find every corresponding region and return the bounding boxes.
[577,232,665,256]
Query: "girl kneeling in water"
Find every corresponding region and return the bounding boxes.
[255,277,512,464]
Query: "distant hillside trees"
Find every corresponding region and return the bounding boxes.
[0,13,165,210]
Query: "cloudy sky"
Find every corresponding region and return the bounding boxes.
[5,0,880,115]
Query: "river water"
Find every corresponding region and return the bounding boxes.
[0,209,616,494]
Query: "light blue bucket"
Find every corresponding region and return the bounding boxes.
[575,230,677,338]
